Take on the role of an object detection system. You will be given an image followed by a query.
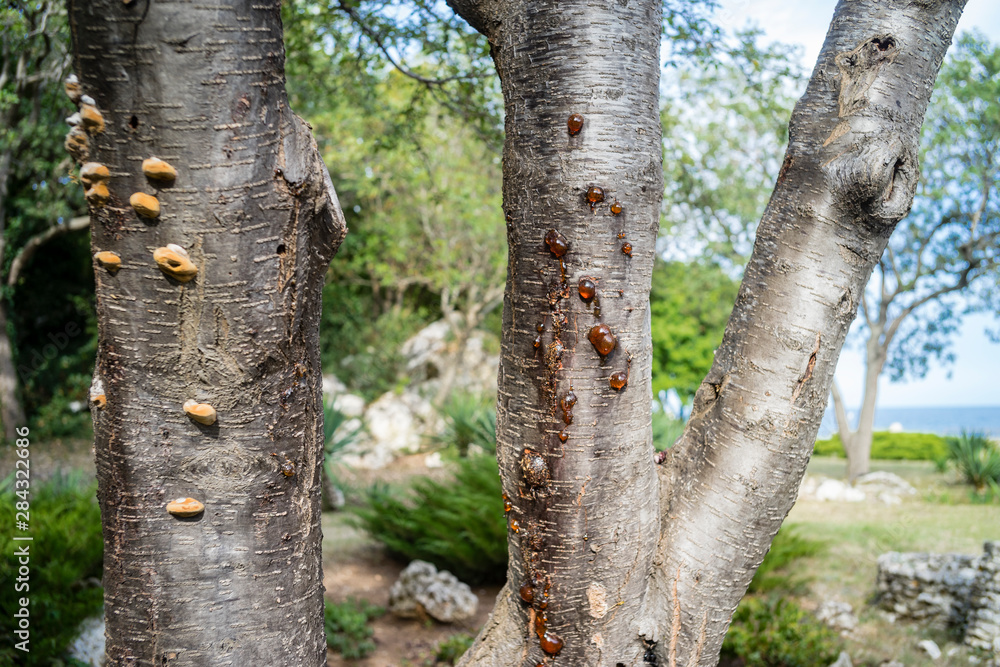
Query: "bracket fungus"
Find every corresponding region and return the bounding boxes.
[64,126,89,162]
[94,251,122,274]
[91,394,106,409]
[166,497,205,518]
[182,399,217,426]
[153,244,198,282]
[130,192,161,219]
[142,157,177,183]
[81,163,111,208]
[64,74,82,103]
[79,104,105,134]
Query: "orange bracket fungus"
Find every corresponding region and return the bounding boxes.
[91,394,107,409]
[166,497,205,518]
[182,399,217,426]
[130,192,161,219]
[544,229,569,258]
[79,103,105,134]
[64,126,89,162]
[588,323,616,357]
[94,251,122,274]
[153,244,198,282]
[567,113,584,136]
[64,74,82,103]
[80,163,111,207]
[142,157,177,183]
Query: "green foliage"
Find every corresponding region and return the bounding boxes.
[946,431,1000,492]
[351,453,507,584]
[650,259,739,400]
[430,392,497,455]
[429,632,476,666]
[0,473,103,666]
[652,409,685,452]
[748,526,824,595]
[721,597,842,667]
[814,431,948,461]
[324,398,362,460]
[323,598,385,660]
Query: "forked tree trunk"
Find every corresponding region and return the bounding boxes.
[66,1,345,664]
[450,0,965,665]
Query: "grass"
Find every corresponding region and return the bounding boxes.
[781,455,1000,666]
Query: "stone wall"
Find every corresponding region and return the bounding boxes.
[876,541,1000,654]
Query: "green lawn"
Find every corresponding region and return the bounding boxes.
[783,457,1000,665]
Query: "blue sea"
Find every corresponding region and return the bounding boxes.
[817,405,1000,438]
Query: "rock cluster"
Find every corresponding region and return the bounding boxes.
[798,471,916,505]
[876,541,1000,654]
[388,560,478,623]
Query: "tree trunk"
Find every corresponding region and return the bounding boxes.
[66,1,345,664]
[0,298,26,442]
[451,1,965,665]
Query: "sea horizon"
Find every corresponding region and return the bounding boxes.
[817,404,1000,438]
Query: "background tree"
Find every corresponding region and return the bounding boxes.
[831,32,1000,481]
[0,2,90,442]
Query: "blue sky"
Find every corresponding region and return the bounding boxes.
[714,0,1000,408]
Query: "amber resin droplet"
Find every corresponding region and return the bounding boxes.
[561,390,577,412]
[588,323,616,357]
[519,582,534,603]
[567,113,584,136]
[578,277,596,302]
[621,242,632,257]
[610,372,628,391]
[510,518,520,533]
[521,448,550,488]
[558,429,568,443]
[540,632,564,655]
[534,335,542,349]
[544,229,568,258]
[280,460,296,477]
[504,498,513,513]
[586,186,605,205]
[610,200,623,215]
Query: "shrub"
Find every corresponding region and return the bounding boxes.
[813,431,948,461]
[748,525,824,595]
[430,392,497,456]
[0,472,103,666]
[947,431,1000,492]
[652,410,685,452]
[428,632,476,665]
[324,598,384,659]
[721,596,842,667]
[351,452,507,584]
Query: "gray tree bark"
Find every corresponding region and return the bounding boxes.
[66,0,345,664]
[449,0,967,665]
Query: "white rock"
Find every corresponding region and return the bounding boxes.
[829,651,853,667]
[919,639,943,660]
[340,390,442,469]
[815,478,866,502]
[67,615,105,666]
[817,600,858,633]
[889,422,904,433]
[331,393,365,418]
[322,373,347,397]
[388,560,478,623]
[425,452,444,468]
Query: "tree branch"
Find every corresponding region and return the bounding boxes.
[6,216,90,287]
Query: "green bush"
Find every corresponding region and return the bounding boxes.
[813,431,948,461]
[0,473,103,666]
[721,597,842,667]
[430,392,497,456]
[324,598,384,659]
[946,431,1000,492]
[749,526,824,595]
[428,632,476,665]
[652,410,686,452]
[351,452,507,584]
